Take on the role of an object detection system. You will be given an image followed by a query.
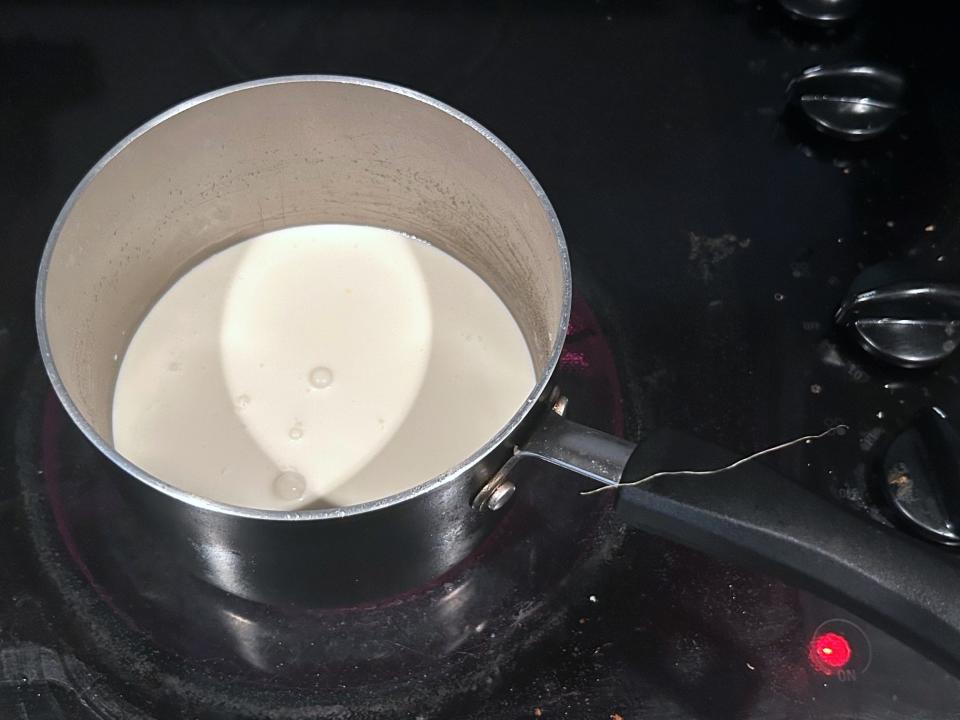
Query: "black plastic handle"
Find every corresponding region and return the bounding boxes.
[615,429,960,675]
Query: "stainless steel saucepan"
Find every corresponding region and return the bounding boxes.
[36,76,960,672]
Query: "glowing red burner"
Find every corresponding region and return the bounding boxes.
[809,631,852,673]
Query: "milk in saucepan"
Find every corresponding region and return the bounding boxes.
[111,224,535,510]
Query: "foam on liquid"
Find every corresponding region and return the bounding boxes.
[112,224,536,510]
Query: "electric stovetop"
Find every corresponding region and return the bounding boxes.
[3,2,960,718]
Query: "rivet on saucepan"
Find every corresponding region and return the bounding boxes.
[486,481,516,511]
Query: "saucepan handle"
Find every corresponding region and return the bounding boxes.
[616,428,960,676]
[483,410,960,675]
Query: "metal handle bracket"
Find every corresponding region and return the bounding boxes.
[472,400,636,511]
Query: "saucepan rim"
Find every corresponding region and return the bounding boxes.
[34,74,572,522]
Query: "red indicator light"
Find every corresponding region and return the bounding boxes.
[809,631,852,673]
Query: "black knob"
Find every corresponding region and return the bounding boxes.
[786,63,906,140]
[779,0,863,25]
[883,407,960,546]
[835,265,960,369]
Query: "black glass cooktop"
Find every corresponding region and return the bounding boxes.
[3,2,960,718]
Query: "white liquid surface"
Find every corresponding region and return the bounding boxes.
[112,224,535,510]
